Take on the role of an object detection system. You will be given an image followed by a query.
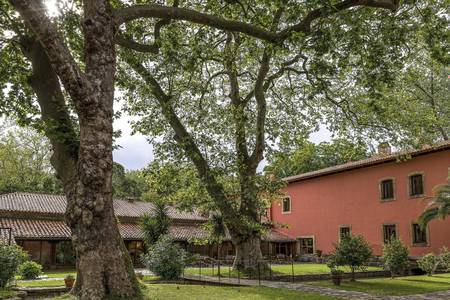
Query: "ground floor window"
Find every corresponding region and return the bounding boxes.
[412,223,427,245]
[298,237,314,255]
[383,224,397,242]
[274,242,288,256]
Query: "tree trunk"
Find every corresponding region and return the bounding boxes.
[19,25,140,300]
[231,232,268,276]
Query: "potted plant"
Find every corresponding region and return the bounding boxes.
[315,250,323,263]
[136,272,144,281]
[330,269,344,286]
[64,274,75,288]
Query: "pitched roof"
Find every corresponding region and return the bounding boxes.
[284,140,450,183]
[0,192,207,221]
[0,218,293,242]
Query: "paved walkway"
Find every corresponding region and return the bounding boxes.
[183,274,450,300]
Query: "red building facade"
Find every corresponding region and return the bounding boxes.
[270,142,450,257]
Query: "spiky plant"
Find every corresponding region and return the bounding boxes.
[419,170,450,227]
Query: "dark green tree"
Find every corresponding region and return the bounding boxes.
[265,138,370,179]
[140,198,171,247]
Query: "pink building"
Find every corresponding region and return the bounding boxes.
[270,141,450,257]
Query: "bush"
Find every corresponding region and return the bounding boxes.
[418,253,438,276]
[333,235,373,281]
[0,244,28,288]
[18,261,43,280]
[382,238,409,277]
[142,235,186,280]
[439,247,450,271]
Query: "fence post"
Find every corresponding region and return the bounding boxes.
[291,259,294,283]
[269,257,272,280]
[238,266,240,285]
[199,263,202,280]
[257,261,261,286]
[218,260,221,285]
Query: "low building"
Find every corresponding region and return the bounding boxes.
[270,141,450,258]
[0,192,294,268]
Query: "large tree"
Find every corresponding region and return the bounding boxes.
[0,0,443,296]
[117,0,426,273]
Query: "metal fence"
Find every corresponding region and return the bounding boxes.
[184,258,300,285]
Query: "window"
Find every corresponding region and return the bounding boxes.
[339,226,351,240]
[380,179,394,200]
[409,174,424,196]
[282,197,291,213]
[299,237,314,254]
[383,224,397,243]
[412,224,427,245]
[274,242,288,256]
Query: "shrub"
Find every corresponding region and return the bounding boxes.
[18,261,43,280]
[0,244,28,288]
[439,247,450,271]
[418,253,439,276]
[142,235,186,280]
[382,238,409,278]
[333,235,373,281]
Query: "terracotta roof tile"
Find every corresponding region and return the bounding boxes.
[263,230,295,242]
[284,140,450,183]
[0,192,207,221]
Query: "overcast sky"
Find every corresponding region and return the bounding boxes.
[112,108,332,171]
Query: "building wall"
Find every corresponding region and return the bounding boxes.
[271,150,450,256]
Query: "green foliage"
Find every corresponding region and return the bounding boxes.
[142,235,186,280]
[419,172,450,227]
[18,261,42,280]
[418,253,439,276]
[112,162,148,199]
[139,199,171,247]
[0,244,28,288]
[0,122,62,194]
[382,238,409,277]
[332,235,373,280]
[265,138,369,178]
[439,247,450,272]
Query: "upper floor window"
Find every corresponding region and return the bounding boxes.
[412,223,428,245]
[409,174,424,197]
[380,179,394,200]
[282,197,291,213]
[339,226,351,240]
[383,224,397,243]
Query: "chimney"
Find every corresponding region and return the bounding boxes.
[378,142,391,155]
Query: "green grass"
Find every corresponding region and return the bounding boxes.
[43,269,77,279]
[184,263,382,278]
[0,289,19,300]
[307,273,450,296]
[52,284,340,300]
[144,284,339,300]
[17,279,65,287]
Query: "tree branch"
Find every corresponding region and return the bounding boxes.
[9,0,93,110]
[115,1,399,43]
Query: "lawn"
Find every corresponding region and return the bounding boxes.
[53,284,340,300]
[17,279,65,287]
[184,263,382,277]
[307,273,450,296]
[0,289,19,300]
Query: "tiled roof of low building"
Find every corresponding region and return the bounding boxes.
[284,140,450,183]
[0,218,294,243]
[0,192,207,221]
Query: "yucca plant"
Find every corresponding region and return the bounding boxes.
[419,170,450,227]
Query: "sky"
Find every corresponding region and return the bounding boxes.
[112,108,332,171]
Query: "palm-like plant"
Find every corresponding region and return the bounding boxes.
[419,171,450,227]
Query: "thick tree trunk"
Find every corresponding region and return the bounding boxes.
[19,20,139,300]
[231,232,268,276]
